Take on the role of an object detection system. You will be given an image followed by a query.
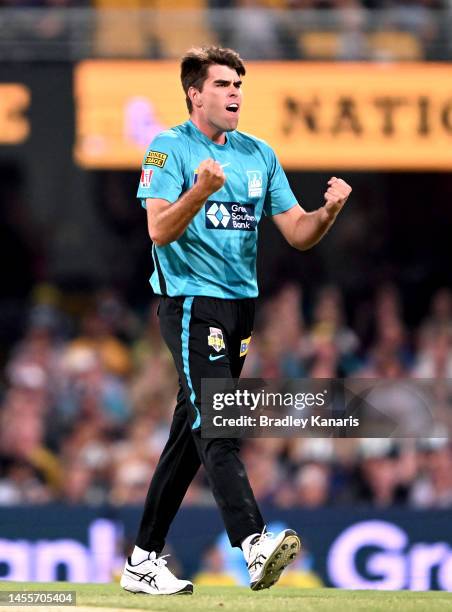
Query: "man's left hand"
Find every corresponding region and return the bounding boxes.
[323,177,352,217]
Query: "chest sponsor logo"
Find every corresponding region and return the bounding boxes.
[205,201,257,231]
[144,150,168,168]
[208,327,225,353]
[247,170,263,198]
[140,168,153,188]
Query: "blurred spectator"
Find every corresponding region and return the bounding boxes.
[350,439,410,507]
[414,289,452,378]
[410,438,452,508]
[226,0,295,59]
[303,285,361,376]
[68,307,132,378]
[0,460,51,505]
[243,284,305,378]
[109,414,167,505]
[357,284,413,377]
[129,301,177,416]
[420,288,452,339]
[242,439,284,503]
[59,345,130,426]
[337,2,370,60]
[109,457,152,505]
[293,462,331,507]
[413,330,452,378]
[60,460,102,505]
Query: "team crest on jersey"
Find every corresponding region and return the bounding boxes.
[208,327,225,353]
[144,150,168,168]
[247,171,263,198]
[140,169,153,188]
[240,336,251,357]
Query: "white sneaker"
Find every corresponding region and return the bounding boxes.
[120,552,193,595]
[245,527,301,591]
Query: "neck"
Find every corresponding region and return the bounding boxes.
[190,115,226,145]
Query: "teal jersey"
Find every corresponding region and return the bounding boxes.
[137,120,298,299]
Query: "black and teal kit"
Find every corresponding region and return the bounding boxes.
[135,120,297,551]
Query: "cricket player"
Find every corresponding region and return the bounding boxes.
[121,46,351,595]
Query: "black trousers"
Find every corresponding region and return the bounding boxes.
[135,296,265,551]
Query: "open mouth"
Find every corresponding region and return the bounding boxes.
[225,103,239,113]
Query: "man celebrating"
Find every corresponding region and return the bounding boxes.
[121,46,351,596]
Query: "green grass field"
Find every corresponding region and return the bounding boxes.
[1,582,452,612]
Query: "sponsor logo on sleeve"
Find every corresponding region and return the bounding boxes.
[205,201,257,231]
[144,150,168,168]
[247,170,263,198]
[140,168,153,188]
[240,336,251,357]
[208,327,225,353]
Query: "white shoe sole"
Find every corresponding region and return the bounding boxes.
[250,529,301,591]
[120,574,193,595]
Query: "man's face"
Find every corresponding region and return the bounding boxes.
[192,64,243,132]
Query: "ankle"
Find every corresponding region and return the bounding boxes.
[241,533,260,562]
[131,545,152,564]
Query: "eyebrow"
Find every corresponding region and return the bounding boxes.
[213,79,242,87]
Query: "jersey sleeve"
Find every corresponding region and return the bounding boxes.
[263,146,298,217]
[137,131,185,209]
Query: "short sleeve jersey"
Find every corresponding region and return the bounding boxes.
[137,120,297,299]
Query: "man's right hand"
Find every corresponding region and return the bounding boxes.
[147,158,227,246]
[194,159,226,198]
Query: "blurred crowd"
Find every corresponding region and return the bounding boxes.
[0,0,446,9]
[210,0,448,61]
[0,0,450,62]
[1,281,452,509]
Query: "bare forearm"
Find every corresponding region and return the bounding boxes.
[149,186,208,246]
[291,205,337,251]
[149,158,225,246]
[272,177,351,251]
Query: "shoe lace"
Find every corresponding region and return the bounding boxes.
[147,552,179,581]
[248,526,273,570]
[150,553,170,568]
[254,526,273,546]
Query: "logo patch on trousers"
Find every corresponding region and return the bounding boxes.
[208,327,225,353]
[240,336,251,357]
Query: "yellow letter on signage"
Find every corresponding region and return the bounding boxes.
[0,84,31,144]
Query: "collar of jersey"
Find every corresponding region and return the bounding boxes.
[187,120,232,149]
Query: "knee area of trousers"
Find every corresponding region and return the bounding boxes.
[204,439,239,464]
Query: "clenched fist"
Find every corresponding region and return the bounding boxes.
[324,177,352,216]
[194,159,226,198]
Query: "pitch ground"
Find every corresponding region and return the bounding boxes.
[1,582,452,611]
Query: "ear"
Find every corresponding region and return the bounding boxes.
[188,86,202,109]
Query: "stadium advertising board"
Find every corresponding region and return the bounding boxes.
[1,506,452,590]
[0,84,30,144]
[74,61,452,171]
